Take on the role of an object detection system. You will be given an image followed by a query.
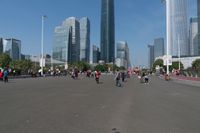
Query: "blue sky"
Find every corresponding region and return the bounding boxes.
[0,0,197,66]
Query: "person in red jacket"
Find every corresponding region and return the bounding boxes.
[0,69,3,81]
[95,70,101,84]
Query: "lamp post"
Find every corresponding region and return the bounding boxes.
[41,15,47,76]
[166,0,171,75]
[178,35,181,70]
[162,0,171,74]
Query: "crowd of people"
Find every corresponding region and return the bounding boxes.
[0,65,152,87]
[0,68,9,83]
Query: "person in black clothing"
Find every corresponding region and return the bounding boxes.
[121,71,125,82]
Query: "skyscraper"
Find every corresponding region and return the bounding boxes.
[154,38,164,58]
[115,41,130,69]
[168,0,189,56]
[148,45,154,69]
[0,38,3,54]
[93,45,100,64]
[100,0,115,63]
[197,0,200,55]
[3,38,21,60]
[189,18,199,56]
[53,17,80,63]
[80,17,90,62]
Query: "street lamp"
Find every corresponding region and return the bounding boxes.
[41,15,47,76]
[163,0,170,74]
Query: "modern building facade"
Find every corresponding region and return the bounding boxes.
[115,41,130,69]
[93,45,100,64]
[100,0,115,63]
[80,17,90,62]
[148,45,154,69]
[198,0,200,55]
[3,38,21,60]
[53,17,80,63]
[189,18,199,56]
[154,38,164,58]
[167,0,189,56]
[0,38,3,54]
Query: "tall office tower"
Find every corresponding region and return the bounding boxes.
[167,0,189,56]
[100,0,115,63]
[189,18,199,56]
[93,45,100,64]
[53,17,80,63]
[115,41,130,69]
[148,45,154,69]
[0,38,3,54]
[80,17,90,62]
[3,38,21,60]
[154,38,165,58]
[198,0,200,54]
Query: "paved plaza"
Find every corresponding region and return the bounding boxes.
[0,75,200,133]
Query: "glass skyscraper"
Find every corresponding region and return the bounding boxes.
[154,38,164,58]
[148,45,154,69]
[93,45,100,64]
[3,38,21,60]
[116,41,130,69]
[169,0,189,56]
[80,17,90,63]
[100,0,115,63]
[198,0,200,55]
[189,18,199,56]
[53,17,80,63]
[0,38,3,54]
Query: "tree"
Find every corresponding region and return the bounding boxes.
[153,59,163,70]
[95,64,107,72]
[192,59,200,70]
[170,61,184,70]
[11,60,33,74]
[0,53,12,68]
[71,61,91,71]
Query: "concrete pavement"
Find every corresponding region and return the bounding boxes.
[0,76,200,133]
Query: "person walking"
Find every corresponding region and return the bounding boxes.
[144,73,149,84]
[115,70,121,87]
[121,71,125,82]
[0,69,3,81]
[3,69,8,83]
[95,70,101,84]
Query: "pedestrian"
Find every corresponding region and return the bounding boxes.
[74,68,79,79]
[140,72,145,83]
[95,70,101,84]
[0,69,3,81]
[121,71,125,82]
[115,70,121,87]
[144,73,149,84]
[3,69,9,83]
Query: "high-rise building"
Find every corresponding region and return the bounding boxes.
[0,38,3,54]
[3,38,21,60]
[197,0,200,55]
[100,0,115,63]
[53,17,80,63]
[154,38,164,58]
[115,41,130,69]
[93,45,100,64]
[148,45,154,69]
[189,18,199,56]
[80,17,90,62]
[168,0,189,56]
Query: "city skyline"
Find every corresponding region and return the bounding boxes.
[0,0,197,67]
